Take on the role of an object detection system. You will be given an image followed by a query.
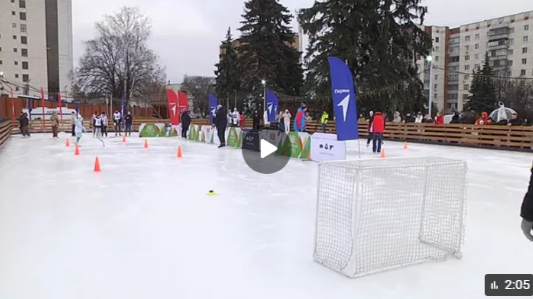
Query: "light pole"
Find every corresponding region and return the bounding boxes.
[0,71,4,79]
[426,56,434,117]
[261,79,266,117]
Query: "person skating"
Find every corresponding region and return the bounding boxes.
[113,110,122,136]
[366,111,374,147]
[521,166,533,241]
[101,112,108,137]
[214,104,228,148]
[50,110,60,138]
[252,110,260,130]
[180,108,191,138]
[282,109,291,134]
[125,111,133,136]
[371,111,385,154]
[74,114,86,145]
[320,110,329,133]
[92,112,98,137]
[70,111,76,136]
[18,112,30,137]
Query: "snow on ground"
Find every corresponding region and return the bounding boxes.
[0,132,531,299]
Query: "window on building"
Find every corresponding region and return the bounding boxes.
[475,34,479,39]
[11,0,14,2]
[464,84,469,90]
[464,65,470,71]
[13,48,17,53]
[465,55,470,60]
[0,61,2,65]
[524,36,529,42]
[19,0,26,8]
[450,56,459,63]
[14,74,18,78]
[524,47,528,54]
[14,61,18,65]
[435,37,439,43]
[466,45,470,50]
[475,54,479,59]
[435,75,438,80]
[509,49,514,55]
[509,60,514,66]
[21,48,27,57]
[22,61,28,69]
[475,44,479,49]
[521,69,526,76]
[435,56,439,61]
[11,11,15,15]
[435,46,439,51]
[475,64,480,69]
[523,58,527,64]
[12,35,16,39]
[0,47,2,52]
[22,74,29,82]
[12,23,16,28]
[21,36,27,44]
[20,24,26,33]
[465,36,470,41]
[510,27,515,33]
[19,12,26,20]
[464,74,469,80]
[510,39,514,45]
[525,25,530,31]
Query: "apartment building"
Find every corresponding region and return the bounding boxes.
[420,10,533,113]
[0,0,73,97]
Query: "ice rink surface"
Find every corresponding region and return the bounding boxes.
[0,132,531,299]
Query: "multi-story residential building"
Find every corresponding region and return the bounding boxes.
[421,10,533,113]
[0,0,73,97]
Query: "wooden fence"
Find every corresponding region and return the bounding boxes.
[6,117,533,151]
[0,120,12,148]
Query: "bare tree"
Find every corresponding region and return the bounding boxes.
[181,75,215,117]
[73,7,166,106]
[498,79,533,118]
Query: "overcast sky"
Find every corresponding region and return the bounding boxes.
[72,0,533,83]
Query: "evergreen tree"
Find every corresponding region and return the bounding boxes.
[298,0,433,113]
[214,27,240,99]
[465,52,496,112]
[236,0,304,97]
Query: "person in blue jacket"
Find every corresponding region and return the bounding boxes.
[294,105,307,132]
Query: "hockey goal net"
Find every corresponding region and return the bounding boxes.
[314,156,467,278]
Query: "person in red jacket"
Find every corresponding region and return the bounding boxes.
[475,112,489,125]
[239,113,245,129]
[434,112,444,125]
[371,111,385,153]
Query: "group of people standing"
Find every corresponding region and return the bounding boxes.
[71,110,133,138]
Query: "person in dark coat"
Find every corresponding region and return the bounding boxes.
[521,167,533,241]
[252,110,260,130]
[213,105,228,147]
[180,109,191,138]
[450,112,460,124]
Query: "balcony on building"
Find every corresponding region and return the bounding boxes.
[487,26,510,43]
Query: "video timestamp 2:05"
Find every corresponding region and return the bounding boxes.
[485,274,533,296]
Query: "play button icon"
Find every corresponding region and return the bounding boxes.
[260,139,277,158]
[241,129,291,174]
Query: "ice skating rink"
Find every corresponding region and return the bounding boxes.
[0,132,531,299]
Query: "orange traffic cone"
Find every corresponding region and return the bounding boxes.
[66,138,70,147]
[177,146,182,158]
[380,149,386,158]
[404,141,408,149]
[94,157,101,172]
[75,144,80,155]
[144,139,148,148]
[122,135,126,143]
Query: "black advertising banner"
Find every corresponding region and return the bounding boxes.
[242,129,260,151]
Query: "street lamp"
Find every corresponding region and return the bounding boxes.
[0,71,4,79]
[426,56,434,117]
[261,79,266,116]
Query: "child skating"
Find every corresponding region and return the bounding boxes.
[74,114,86,145]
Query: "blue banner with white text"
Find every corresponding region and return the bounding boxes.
[266,90,279,122]
[208,94,218,124]
[327,57,358,140]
